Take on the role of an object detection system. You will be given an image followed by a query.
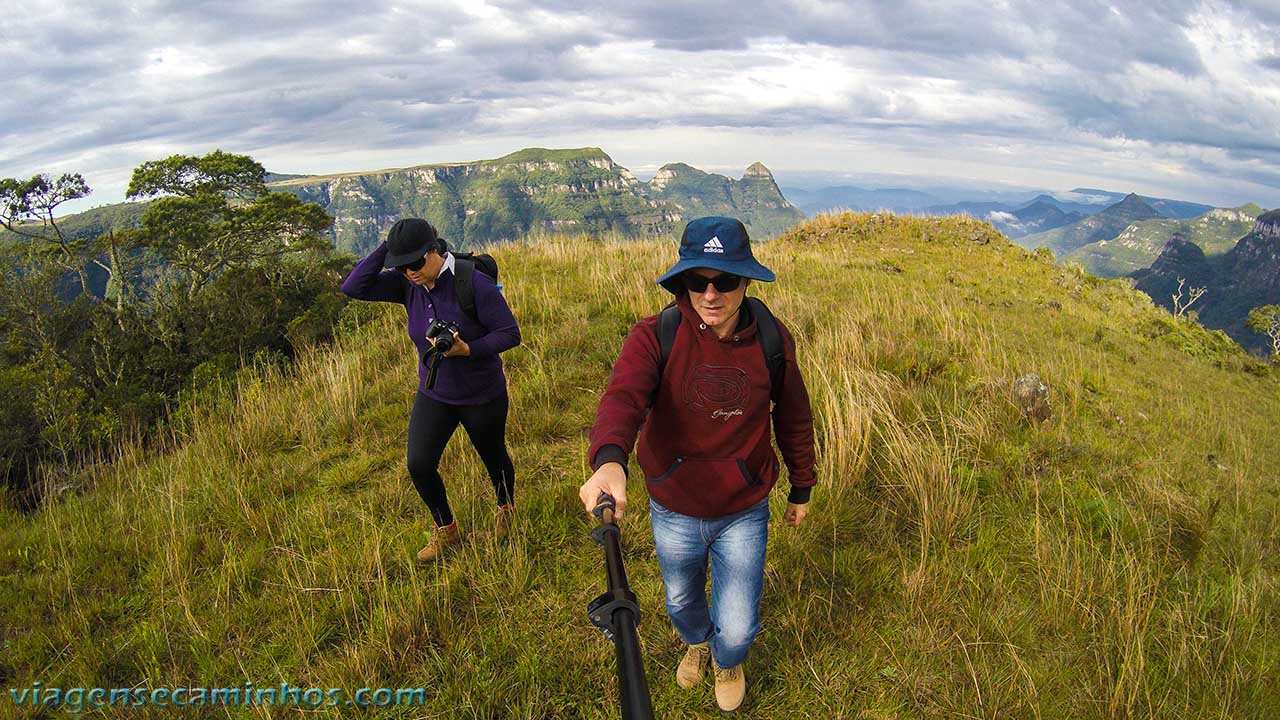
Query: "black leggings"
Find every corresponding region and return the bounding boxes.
[406,391,515,527]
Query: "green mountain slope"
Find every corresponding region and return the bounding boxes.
[1064,205,1265,278]
[2,214,1276,718]
[1020,193,1166,256]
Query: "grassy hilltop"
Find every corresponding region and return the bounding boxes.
[2,213,1277,719]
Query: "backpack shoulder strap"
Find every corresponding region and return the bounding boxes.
[747,297,786,403]
[453,257,478,322]
[654,301,681,402]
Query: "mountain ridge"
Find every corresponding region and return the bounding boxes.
[269,147,804,253]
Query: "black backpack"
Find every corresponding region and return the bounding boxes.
[452,252,499,322]
[656,297,786,403]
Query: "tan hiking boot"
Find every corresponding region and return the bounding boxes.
[493,503,514,540]
[474,504,515,544]
[713,657,746,712]
[415,522,461,562]
[676,642,711,688]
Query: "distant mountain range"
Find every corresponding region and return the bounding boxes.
[782,184,1213,240]
[782,185,942,215]
[1068,188,1214,220]
[1017,194,1169,255]
[1131,211,1280,354]
[271,148,804,254]
[967,196,1088,239]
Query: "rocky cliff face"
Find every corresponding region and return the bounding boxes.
[270,148,803,254]
[1221,218,1280,296]
[1252,210,1280,240]
[1133,214,1280,354]
[642,161,804,240]
[1207,207,1260,223]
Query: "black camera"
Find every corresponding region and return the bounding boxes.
[424,318,459,357]
[421,319,460,389]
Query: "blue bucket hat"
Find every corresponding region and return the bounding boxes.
[656,216,776,294]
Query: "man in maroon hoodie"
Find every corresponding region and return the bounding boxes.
[578,216,816,713]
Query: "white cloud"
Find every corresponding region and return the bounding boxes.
[2,0,1279,213]
[1054,192,1114,204]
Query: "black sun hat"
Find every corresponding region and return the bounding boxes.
[383,218,440,268]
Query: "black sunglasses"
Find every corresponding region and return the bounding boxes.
[684,272,743,293]
[395,256,427,272]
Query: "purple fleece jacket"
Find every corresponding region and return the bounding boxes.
[340,242,521,404]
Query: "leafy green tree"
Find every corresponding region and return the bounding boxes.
[0,241,66,356]
[0,173,93,294]
[1246,305,1280,361]
[31,349,113,468]
[0,152,343,507]
[127,150,332,297]
[0,173,143,323]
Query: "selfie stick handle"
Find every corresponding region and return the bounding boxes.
[588,492,654,720]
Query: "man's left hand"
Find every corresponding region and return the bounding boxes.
[783,502,808,527]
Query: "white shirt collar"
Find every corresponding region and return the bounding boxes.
[438,252,455,279]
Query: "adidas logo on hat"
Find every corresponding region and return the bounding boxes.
[703,236,725,254]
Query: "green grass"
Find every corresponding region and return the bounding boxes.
[2,213,1277,718]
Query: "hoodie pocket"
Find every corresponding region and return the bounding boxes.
[647,456,761,515]
[649,456,760,487]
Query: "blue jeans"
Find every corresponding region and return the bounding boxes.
[649,496,769,669]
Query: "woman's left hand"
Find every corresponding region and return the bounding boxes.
[442,331,470,358]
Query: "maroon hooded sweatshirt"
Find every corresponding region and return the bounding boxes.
[588,294,816,518]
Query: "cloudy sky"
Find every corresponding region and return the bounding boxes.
[4,0,1280,213]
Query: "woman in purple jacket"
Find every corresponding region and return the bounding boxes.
[341,218,522,562]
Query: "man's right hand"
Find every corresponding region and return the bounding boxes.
[579,462,628,519]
